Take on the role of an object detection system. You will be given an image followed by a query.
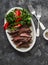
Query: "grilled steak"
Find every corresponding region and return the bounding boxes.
[8,30,19,35]
[8,26,32,48]
[21,37,31,42]
[18,43,30,48]
[12,36,21,42]
[12,34,19,37]
[20,33,32,38]
[16,42,23,48]
[12,36,31,42]
[19,28,31,33]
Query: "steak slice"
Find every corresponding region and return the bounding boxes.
[12,34,19,37]
[12,36,31,43]
[20,33,32,38]
[8,30,19,35]
[19,28,31,33]
[18,43,30,48]
[21,37,31,42]
[12,36,21,42]
[16,42,23,48]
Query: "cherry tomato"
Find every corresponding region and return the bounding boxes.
[14,24,22,28]
[15,10,21,16]
[4,22,9,30]
[16,18,22,22]
[17,24,22,27]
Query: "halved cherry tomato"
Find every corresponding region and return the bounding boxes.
[15,10,21,16]
[16,18,22,22]
[4,22,9,30]
[17,24,22,27]
[14,24,22,28]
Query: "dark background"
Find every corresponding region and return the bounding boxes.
[0,0,48,65]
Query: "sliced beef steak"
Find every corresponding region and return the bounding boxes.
[8,26,32,48]
[12,36,31,42]
[18,43,30,48]
[8,30,19,35]
[19,28,31,33]
[20,33,32,38]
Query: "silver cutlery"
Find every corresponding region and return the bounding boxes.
[28,3,46,32]
[36,5,41,37]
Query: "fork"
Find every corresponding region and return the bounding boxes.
[28,3,46,31]
[36,5,42,37]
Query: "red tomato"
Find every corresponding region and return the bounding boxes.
[15,10,21,16]
[16,18,22,22]
[17,24,22,27]
[14,24,22,28]
[4,22,9,30]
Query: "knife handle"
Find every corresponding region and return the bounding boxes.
[39,21,46,30]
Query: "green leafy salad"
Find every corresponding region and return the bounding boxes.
[4,8,32,31]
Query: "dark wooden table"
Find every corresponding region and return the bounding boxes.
[0,0,48,65]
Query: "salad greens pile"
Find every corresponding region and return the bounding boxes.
[6,12,16,24]
[4,8,32,31]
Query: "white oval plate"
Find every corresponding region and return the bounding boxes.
[4,7,36,52]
